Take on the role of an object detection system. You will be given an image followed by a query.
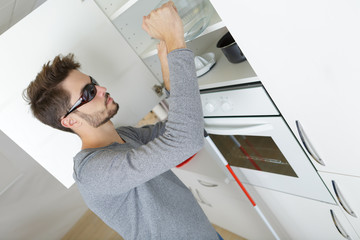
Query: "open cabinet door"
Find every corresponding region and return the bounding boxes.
[0,0,161,188]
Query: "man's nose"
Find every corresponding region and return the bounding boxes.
[96,85,107,97]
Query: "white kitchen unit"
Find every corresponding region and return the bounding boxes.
[1,0,359,239]
[172,167,280,240]
[249,185,360,240]
[199,83,335,204]
[320,172,360,237]
[94,0,259,90]
[209,0,360,177]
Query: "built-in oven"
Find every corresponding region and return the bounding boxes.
[198,82,335,204]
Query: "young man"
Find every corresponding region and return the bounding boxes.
[25,2,221,240]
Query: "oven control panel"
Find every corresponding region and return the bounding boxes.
[200,85,279,117]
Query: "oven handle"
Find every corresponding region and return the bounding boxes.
[204,123,273,135]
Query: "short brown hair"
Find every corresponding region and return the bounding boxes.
[23,54,80,133]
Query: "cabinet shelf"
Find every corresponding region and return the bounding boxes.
[196,44,258,89]
[140,13,225,59]
[95,0,258,90]
[96,0,225,60]
[94,0,133,20]
[142,26,258,90]
[110,0,139,20]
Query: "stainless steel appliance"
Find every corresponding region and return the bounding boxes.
[199,82,335,204]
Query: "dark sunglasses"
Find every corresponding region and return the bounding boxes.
[63,76,99,118]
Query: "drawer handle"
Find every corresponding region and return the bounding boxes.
[330,210,352,239]
[295,120,325,166]
[195,189,212,207]
[198,179,218,187]
[332,181,357,218]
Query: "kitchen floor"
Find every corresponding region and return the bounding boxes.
[62,209,246,240]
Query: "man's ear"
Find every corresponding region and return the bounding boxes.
[61,116,81,130]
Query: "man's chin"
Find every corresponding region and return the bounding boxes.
[97,103,119,127]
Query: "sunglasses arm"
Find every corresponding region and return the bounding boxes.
[64,97,84,118]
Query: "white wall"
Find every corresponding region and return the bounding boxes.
[0,130,88,239]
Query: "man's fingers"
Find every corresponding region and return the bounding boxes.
[142,16,149,32]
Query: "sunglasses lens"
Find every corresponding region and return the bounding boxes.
[83,84,97,102]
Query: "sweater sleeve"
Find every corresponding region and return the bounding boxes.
[119,120,167,145]
[75,49,204,194]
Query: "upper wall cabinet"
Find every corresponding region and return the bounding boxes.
[210,0,360,177]
[94,0,259,89]
[0,0,161,188]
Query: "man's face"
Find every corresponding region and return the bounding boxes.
[62,70,119,128]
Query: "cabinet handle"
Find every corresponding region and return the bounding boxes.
[332,181,357,218]
[195,189,212,207]
[330,210,352,239]
[197,179,218,187]
[295,120,325,166]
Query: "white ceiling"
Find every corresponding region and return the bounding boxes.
[0,0,47,35]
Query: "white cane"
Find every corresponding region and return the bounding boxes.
[205,133,281,240]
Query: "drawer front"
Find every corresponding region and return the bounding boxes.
[320,171,360,237]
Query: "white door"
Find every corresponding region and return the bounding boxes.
[209,0,360,177]
[251,185,360,240]
[0,0,161,187]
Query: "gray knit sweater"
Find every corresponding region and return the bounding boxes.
[73,49,219,240]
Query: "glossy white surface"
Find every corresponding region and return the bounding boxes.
[210,0,360,177]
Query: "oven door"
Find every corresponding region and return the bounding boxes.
[204,116,335,204]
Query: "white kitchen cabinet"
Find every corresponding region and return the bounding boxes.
[320,172,360,237]
[92,1,359,239]
[209,0,360,177]
[250,185,360,240]
[172,168,277,240]
[92,1,360,239]
[94,0,260,90]
[0,0,262,187]
[0,0,162,187]
[2,0,358,239]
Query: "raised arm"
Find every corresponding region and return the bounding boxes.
[76,2,204,194]
[157,41,170,91]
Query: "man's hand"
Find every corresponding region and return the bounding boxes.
[142,1,186,53]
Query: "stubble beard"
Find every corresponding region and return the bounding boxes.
[76,102,119,128]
